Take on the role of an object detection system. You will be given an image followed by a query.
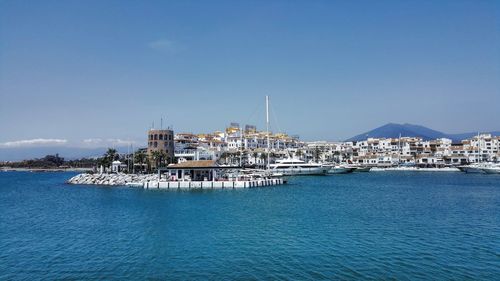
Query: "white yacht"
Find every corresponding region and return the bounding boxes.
[348,165,372,172]
[480,163,500,174]
[371,166,460,172]
[270,158,329,176]
[324,164,355,174]
[458,163,488,173]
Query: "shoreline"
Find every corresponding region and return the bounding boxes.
[1,167,93,172]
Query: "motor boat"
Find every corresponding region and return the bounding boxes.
[326,165,355,174]
[269,158,329,176]
[480,163,500,174]
[353,166,372,172]
[458,163,495,174]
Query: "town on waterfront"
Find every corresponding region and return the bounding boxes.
[2,99,499,189]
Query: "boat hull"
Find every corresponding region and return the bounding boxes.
[459,166,485,173]
[272,167,329,176]
[370,167,460,172]
[481,168,500,174]
[354,167,371,172]
[327,167,355,174]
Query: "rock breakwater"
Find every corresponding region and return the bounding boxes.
[67,173,158,186]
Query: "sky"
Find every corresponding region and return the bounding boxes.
[0,0,499,149]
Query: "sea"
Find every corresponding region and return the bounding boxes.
[0,171,499,280]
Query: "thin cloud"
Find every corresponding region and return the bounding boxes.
[0,138,68,148]
[83,138,103,144]
[148,38,180,53]
[106,139,137,146]
[80,138,137,148]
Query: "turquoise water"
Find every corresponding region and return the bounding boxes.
[1,172,499,280]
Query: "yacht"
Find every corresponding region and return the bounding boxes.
[480,163,500,174]
[270,158,329,176]
[371,166,459,172]
[458,163,487,173]
[353,166,372,172]
[345,164,371,172]
[370,166,418,172]
[325,164,355,174]
[458,162,500,174]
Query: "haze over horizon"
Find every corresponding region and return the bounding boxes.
[1,0,499,148]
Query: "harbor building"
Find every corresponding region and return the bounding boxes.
[147,129,175,167]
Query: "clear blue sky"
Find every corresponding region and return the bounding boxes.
[1,0,499,147]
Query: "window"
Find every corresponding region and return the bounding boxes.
[159,134,163,140]
[154,142,158,148]
[154,134,158,140]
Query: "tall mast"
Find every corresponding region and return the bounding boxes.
[132,143,135,174]
[398,133,401,165]
[477,132,480,163]
[266,95,270,170]
[239,126,243,167]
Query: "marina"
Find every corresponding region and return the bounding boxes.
[63,95,498,190]
[2,1,499,279]
[16,95,499,187]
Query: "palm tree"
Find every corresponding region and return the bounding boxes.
[295,149,303,159]
[105,148,118,161]
[158,150,167,167]
[218,152,229,164]
[259,153,267,168]
[100,148,118,170]
[252,151,259,165]
[134,150,147,173]
[313,147,322,162]
[150,150,164,170]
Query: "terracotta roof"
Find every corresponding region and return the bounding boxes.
[168,160,217,168]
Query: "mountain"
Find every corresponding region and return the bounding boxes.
[346,123,500,142]
[0,146,134,162]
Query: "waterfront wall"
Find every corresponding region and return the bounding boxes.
[144,178,284,190]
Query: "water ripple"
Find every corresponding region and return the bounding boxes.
[0,172,499,280]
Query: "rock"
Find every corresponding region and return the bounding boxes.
[67,173,158,187]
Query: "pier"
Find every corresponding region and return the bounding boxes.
[149,160,285,189]
[143,178,284,190]
[67,159,287,189]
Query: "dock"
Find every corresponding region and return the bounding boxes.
[143,178,285,190]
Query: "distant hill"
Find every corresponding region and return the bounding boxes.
[346,123,500,142]
[0,146,134,162]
